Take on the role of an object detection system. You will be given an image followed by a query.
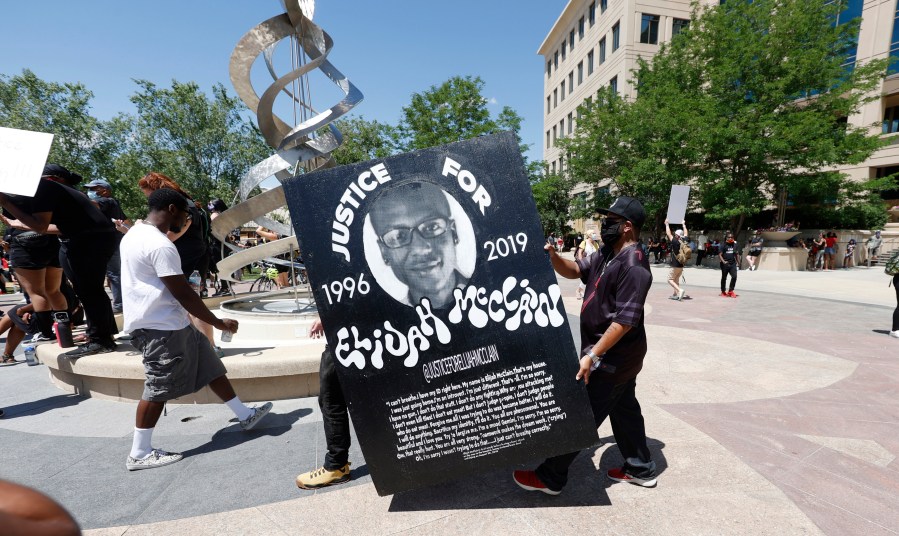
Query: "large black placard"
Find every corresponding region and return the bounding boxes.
[283,132,597,496]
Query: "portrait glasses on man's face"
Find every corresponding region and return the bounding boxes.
[378,217,452,249]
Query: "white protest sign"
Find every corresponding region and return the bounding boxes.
[0,126,54,197]
[666,185,691,224]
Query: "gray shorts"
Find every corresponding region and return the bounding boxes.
[131,325,227,402]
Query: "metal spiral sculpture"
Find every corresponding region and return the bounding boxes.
[211,0,363,281]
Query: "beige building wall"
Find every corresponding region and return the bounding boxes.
[540,0,899,235]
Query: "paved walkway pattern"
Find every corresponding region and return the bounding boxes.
[0,263,896,535]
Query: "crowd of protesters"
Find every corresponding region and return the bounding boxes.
[0,165,251,364]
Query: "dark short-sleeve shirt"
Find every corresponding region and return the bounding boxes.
[95,197,128,244]
[27,180,115,239]
[576,243,653,383]
[175,205,209,269]
[720,241,739,263]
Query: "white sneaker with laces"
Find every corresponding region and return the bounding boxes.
[126,449,183,471]
[240,401,274,431]
[890,330,899,339]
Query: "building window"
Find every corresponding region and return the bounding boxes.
[640,14,660,44]
[587,50,594,74]
[578,17,585,40]
[547,96,551,114]
[599,37,607,63]
[559,119,565,139]
[547,60,552,77]
[890,2,899,74]
[568,72,574,93]
[600,0,607,14]
[672,18,689,37]
[546,130,551,148]
[589,2,596,26]
[570,30,575,50]
[610,76,618,95]
[554,51,559,69]
[554,88,558,107]
[835,0,863,68]
[551,161,556,173]
[567,112,573,135]
[578,62,584,84]
[612,22,620,52]
[884,105,899,134]
[561,81,566,101]
[552,125,557,144]
[562,41,567,60]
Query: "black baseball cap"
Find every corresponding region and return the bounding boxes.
[41,163,83,186]
[597,196,646,229]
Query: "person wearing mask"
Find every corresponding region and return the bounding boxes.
[85,179,131,313]
[0,164,118,357]
[513,196,657,495]
[719,231,741,298]
[137,173,220,355]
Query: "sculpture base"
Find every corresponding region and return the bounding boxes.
[751,247,809,272]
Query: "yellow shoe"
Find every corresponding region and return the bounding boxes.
[296,463,351,489]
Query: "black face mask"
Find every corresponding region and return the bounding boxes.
[600,220,623,245]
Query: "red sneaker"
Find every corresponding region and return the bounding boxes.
[512,470,561,495]
[720,292,728,297]
[607,467,657,488]
[727,291,738,298]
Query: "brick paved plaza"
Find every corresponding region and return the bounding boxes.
[1,262,896,535]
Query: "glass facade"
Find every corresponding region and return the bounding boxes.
[835,0,863,68]
[883,105,899,134]
[672,18,689,37]
[640,14,660,44]
[891,1,899,75]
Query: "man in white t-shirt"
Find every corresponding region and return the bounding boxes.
[120,188,272,471]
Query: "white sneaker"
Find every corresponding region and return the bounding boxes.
[678,289,686,300]
[890,331,899,339]
[240,402,273,431]
[126,448,183,471]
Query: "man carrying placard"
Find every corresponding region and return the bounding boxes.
[513,196,657,495]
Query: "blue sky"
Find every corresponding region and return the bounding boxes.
[0,1,567,166]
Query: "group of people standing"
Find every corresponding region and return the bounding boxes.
[0,166,232,360]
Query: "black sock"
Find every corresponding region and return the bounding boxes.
[33,311,54,337]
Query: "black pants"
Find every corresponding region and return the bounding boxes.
[721,262,738,292]
[319,347,351,470]
[60,237,117,345]
[695,250,706,266]
[535,378,654,491]
[893,274,899,332]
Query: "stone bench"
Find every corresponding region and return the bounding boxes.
[36,337,326,404]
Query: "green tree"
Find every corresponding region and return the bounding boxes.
[531,172,576,237]
[330,116,396,166]
[122,79,270,205]
[395,75,528,155]
[0,69,98,177]
[564,0,891,234]
[683,0,887,232]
